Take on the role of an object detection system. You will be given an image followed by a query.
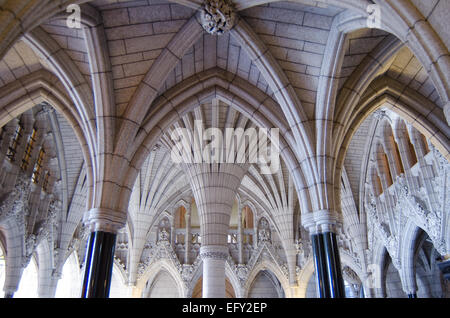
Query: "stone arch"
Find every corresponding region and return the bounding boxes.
[145,268,182,298]
[371,239,389,297]
[339,250,366,293]
[138,259,186,298]
[243,258,289,298]
[117,68,313,231]
[244,262,287,298]
[375,1,450,116]
[336,77,449,161]
[0,218,25,296]
[225,262,241,298]
[399,221,424,295]
[0,69,95,212]
[334,86,450,221]
[316,9,404,216]
[186,262,239,298]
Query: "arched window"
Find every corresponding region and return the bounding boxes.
[31,147,45,184]
[174,206,186,244]
[420,133,430,154]
[392,136,404,174]
[21,127,37,171]
[6,122,23,162]
[405,129,418,167]
[242,206,254,244]
[370,167,383,196]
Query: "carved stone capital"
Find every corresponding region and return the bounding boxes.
[301,210,340,234]
[84,207,126,234]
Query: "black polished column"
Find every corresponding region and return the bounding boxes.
[311,233,330,298]
[311,232,345,298]
[322,231,345,298]
[81,231,117,298]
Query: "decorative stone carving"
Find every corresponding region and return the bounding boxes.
[366,193,401,269]
[158,228,170,242]
[0,175,30,226]
[22,234,37,267]
[200,0,236,35]
[395,174,447,255]
[342,266,360,285]
[199,250,228,260]
[295,239,311,268]
[257,217,271,243]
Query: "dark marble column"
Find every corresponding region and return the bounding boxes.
[322,231,345,298]
[81,231,117,298]
[311,233,330,298]
[311,231,345,298]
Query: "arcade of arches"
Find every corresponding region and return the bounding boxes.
[0,0,449,298]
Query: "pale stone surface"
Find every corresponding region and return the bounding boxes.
[0,0,448,300]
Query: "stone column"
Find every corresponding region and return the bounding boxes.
[185,163,246,298]
[200,245,229,298]
[81,208,125,298]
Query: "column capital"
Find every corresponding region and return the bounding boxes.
[200,245,229,261]
[84,207,126,234]
[301,210,340,234]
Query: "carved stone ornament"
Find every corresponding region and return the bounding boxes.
[199,250,228,260]
[200,0,236,35]
[158,228,170,242]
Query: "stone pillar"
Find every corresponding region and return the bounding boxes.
[185,163,247,298]
[81,208,125,298]
[303,211,345,298]
[200,245,229,298]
